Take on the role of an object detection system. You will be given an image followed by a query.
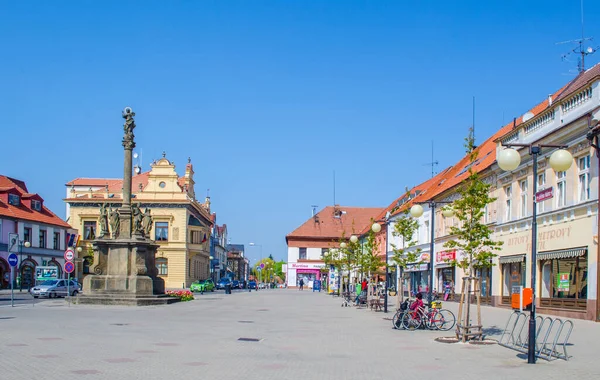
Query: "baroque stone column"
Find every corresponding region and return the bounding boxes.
[120,107,136,239]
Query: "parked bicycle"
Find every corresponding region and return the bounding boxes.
[393,299,456,331]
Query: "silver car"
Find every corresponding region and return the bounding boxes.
[30,279,81,298]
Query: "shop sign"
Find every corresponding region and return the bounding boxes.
[405,263,429,272]
[290,262,326,270]
[35,266,59,281]
[557,273,570,292]
[436,250,455,263]
[419,253,430,262]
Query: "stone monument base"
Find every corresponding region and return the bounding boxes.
[75,292,178,306]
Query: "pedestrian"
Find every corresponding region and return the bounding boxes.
[299,278,304,291]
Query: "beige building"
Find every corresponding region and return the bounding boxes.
[64,155,213,289]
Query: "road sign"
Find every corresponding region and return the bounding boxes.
[536,187,554,202]
[64,261,75,274]
[8,233,19,253]
[64,249,75,262]
[7,253,18,267]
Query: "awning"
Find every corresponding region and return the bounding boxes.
[537,247,587,261]
[498,254,526,264]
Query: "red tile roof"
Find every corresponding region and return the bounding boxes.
[0,175,71,228]
[286,206,384,243]
[66,171,187,194]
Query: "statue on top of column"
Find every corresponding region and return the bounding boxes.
[122,107,136,149]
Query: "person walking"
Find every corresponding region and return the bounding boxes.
[299,278,304,291]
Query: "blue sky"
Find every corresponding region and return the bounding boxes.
[1,1,599,263]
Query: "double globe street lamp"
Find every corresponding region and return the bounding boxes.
[497,144,573,364]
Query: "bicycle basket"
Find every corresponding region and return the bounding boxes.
[431,301,442,309]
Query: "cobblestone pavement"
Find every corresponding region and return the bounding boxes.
[1,289,599,379]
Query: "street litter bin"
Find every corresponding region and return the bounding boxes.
[225,284,232,294]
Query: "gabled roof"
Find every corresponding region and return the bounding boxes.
[66,172,153,193]
[287,206,384,242]
[0,175,71,228]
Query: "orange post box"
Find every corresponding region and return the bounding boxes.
[511,287,533,310]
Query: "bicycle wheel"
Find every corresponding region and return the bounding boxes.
[424,310,439,330]
[392,310,404,329]
[401,312,422,331]
[433,309,456,331]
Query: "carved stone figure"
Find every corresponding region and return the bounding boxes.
[142,208,153,237]
[132,203,143,234]
[109,206,120,239]
[98,203,109,237]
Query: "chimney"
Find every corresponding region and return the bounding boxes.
[548,94,553,106]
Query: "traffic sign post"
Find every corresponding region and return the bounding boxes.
[64,249,75,262]
[8,253,18,307]
[64,262,75,307]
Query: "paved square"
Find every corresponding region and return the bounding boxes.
[1,290,599,379]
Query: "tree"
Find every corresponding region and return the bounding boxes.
[390,207,422,306]
[357,220,383,283]
[444,127,503,341]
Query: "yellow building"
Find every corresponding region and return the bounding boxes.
[64,155,213,289]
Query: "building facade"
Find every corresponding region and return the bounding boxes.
[210,217,228,282]
[0,175,74,290]
[226,244,248,282]
[64,156,213,289]
[286,206,384,289]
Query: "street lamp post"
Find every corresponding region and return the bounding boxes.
[17,240,31,292]
[497,144,573,364]
[409,202,454,303]
[370,222,387,312]
[249,242,262,283]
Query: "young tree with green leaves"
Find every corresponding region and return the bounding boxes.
[444,127,503,341]
[390,208,423,306]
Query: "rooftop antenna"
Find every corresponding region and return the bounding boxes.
[472,96,477,150]
[333,170,336,206]
[557,0,597,73]
[311,205,318,217]
[422,140,438,178]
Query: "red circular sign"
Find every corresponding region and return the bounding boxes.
[64,261,75,274]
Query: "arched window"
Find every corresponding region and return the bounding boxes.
[156,258,168,276]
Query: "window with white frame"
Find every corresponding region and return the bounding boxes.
[31,199,42,211]
[483,204,489,223]
[505,185,512,221]
[578,155,591,201]
[519,179,528,218]
[556,171,567,207]
[424,221,429,243]
[537,173,546,213]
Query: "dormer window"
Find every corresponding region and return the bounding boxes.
[8,194,20,206]
[31,199,42,211]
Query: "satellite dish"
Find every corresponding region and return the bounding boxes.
[522,112,534,122]
[587,47,594,54]
[133,153,138,159]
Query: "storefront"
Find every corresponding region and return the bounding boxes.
[436,250,456,300]
[499,254,526,305]
[539,247,588,311]
[406,263,430,295]
[287,261,325,289]
[474,266,492,304]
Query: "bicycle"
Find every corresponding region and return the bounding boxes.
[399,300,456,331]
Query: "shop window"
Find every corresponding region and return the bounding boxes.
[519,179,528,218]
[537,173,546,213]
[299,247,307,260]
[84,221,96,240]
[578,155,591,202]
[155,222,169,241]
[556,171,566,208]
[504,185,512,221]
[156,258,168,275]
[39,230,47,248]
[540,254,587,301]
[502,261,526,297]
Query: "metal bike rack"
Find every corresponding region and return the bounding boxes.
[498,311,573,361]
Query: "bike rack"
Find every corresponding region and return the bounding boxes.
[498,311,573,361]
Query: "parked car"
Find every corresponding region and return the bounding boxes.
[248,281,257,290]
[216,277,233,290]
[30,279,81,298]
[190,279,215,293]
[232,280,240,289]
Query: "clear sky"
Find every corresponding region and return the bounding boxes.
[1,1,599,263]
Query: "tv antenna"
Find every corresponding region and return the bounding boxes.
[557,0,597,73]
[422,140,438,178]
[311,205,318,217]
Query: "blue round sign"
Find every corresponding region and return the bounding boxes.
[64,261,75,274]
[7,253,18,267]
